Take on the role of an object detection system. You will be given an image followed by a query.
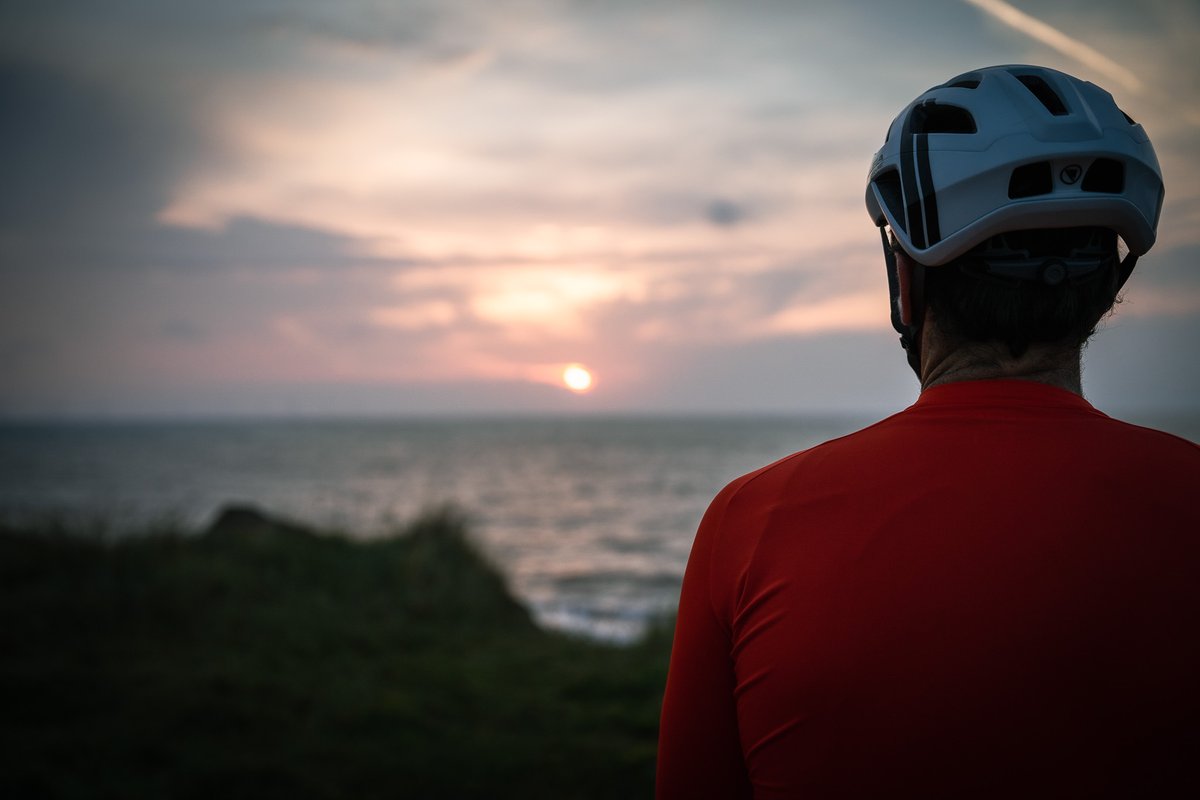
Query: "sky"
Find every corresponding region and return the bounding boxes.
[1,0,1198,419]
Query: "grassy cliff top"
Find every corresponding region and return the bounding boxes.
[0,506,673,799]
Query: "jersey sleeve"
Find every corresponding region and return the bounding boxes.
[656,479,753,799]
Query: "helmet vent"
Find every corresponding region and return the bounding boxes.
[1082,158,1125,193]
[1008,161,1053,199]
[946,78,981,90]
[1120,109,1137,125]
[1015,74,1069,116]
[914,104,976,134]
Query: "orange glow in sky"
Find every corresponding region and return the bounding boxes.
[2,1,1198,417]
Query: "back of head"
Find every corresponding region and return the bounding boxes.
[924,226,1120,359]
[864,65,1165,370]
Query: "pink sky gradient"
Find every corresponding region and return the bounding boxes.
[1,0,1198,417]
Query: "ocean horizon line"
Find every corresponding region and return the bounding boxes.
[0,408,891,427]
[2,404,1198,436]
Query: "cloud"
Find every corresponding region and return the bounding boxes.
[706,199,748,227]
[369,301,459,331]
[139,217,397,272]
[618,330,917,415]
[0,59,198,235]
[159,319,208,342]
[1117,243,1200,317]
[1,0,1198,417]
[1137,244,1200,290]
[962,0,1144,92]
[1087,312,1200,414]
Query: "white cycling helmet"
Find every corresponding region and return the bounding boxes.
[865,65,1164,266]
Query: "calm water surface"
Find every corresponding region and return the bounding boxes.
[0,416,865,640]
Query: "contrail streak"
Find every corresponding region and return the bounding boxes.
[964,0,1143,93]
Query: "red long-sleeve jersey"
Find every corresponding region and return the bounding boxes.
[658,379,1200,798]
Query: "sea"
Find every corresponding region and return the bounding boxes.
[2,412,1197,642]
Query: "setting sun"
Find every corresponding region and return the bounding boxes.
[562,364,594,393]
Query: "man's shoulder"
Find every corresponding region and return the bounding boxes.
[715,412,910,506]
[715,401,1199,512]
[1103,415,1200,447]
[1095,414,1200,466]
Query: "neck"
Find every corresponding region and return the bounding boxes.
[919,323,1084,396]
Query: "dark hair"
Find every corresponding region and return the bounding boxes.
[923,228,1122,358]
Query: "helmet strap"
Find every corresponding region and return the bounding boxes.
[880,227,926,377]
